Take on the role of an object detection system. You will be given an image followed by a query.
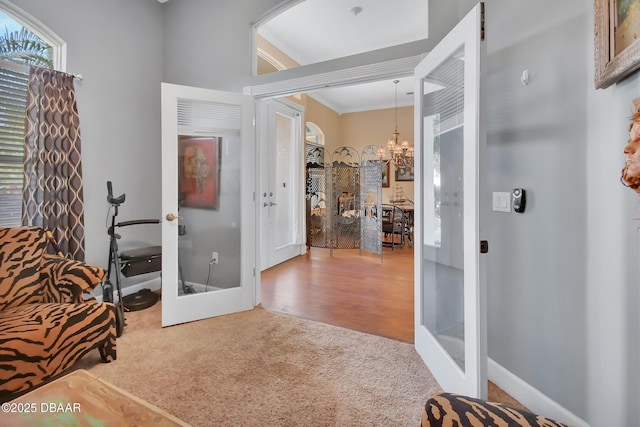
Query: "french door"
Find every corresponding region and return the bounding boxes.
[414,3,487,398]
[259,100,305,271]
[160,83,256,327]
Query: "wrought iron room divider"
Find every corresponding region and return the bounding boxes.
[305,144,382,260]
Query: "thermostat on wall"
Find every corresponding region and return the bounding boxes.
[512,188,526,213]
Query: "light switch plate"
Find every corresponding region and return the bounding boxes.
[492,192,511,213]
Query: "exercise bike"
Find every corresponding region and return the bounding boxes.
[103,182,194,336]
[103,181,161,337]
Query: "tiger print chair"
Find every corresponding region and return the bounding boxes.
[0,226,117,401]
[422,392,569,427]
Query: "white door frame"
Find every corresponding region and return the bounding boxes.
[245,58,423,296]
[246,57,423,277]
[245,56,422,100]
[414,3,487,398]
[161,83,257,327]
[246,7,486,397]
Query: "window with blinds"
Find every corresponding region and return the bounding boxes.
[0,62,29,227]
[423,45,465,135]
[0,7,61,227]
[177,98,242,136]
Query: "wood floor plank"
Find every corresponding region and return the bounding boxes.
[260,246,415,343]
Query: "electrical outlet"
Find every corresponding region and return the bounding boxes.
[211,252,219,264]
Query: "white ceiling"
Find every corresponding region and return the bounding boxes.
[305,77,416,115]
[258,0,428,114]
[259,0,429,66]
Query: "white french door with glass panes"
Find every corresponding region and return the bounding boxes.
[161,83,256,327]
[414,3,487,398]
[259,99,305,271]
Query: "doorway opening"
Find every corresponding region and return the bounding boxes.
[255,80,416,343]
[250,0,425,346]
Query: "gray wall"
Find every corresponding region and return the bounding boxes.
[9,0,164,272]
[586,21,640,427]
[9,0,640,425]
[485,0,589,418]
[162,0,283,90]
[486,0,639,424]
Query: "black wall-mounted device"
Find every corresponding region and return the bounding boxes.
[512,188,526,213]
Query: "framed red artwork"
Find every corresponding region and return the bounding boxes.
[178,136,220,210]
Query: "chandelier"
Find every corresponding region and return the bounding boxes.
[378,80,414,176]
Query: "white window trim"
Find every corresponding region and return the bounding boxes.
[257,47,287,72]
[305,122,324,146]
[0,0,66,70]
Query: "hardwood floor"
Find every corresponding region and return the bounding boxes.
[260,245,415,343]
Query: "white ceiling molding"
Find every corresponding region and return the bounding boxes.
[257,47,287,72]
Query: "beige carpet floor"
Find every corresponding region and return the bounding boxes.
[76,302,442,426]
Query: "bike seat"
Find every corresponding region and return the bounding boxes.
[119,245,162,261]
[119,245,162,277]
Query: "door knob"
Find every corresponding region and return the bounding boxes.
[269,202,278,206]
[166,213,183,221]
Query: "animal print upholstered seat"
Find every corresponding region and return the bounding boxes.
[0,227,116,401]
[422,392,569,427]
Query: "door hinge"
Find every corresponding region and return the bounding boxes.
[480,240,489,254]
[480,2,485,41]
[253,117,256,126]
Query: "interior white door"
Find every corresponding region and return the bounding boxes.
[414,3,487,397]
[259,100,305,270]
[161,83,256,327]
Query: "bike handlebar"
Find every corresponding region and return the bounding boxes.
[107,181,126,206]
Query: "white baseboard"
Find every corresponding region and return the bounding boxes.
[488,358,589,427]
[92,278,225,302]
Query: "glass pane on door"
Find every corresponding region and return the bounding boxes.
[273,112,296,248]
[176,100,242,297]
[422,45,466,371]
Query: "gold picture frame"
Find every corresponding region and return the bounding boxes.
[595,0,640,89]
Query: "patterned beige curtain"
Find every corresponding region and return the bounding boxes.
[22,66,85,261]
